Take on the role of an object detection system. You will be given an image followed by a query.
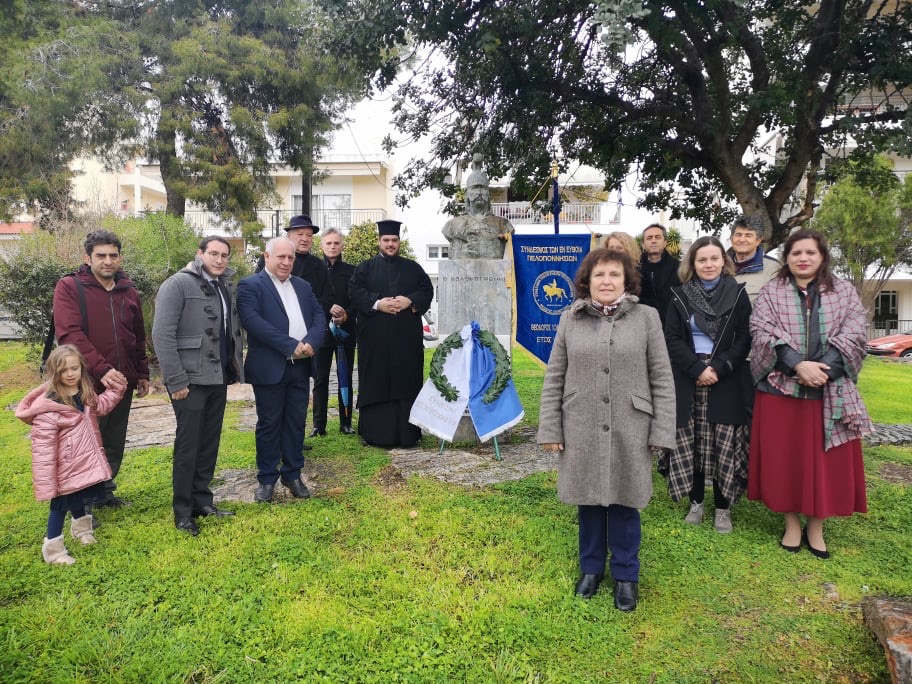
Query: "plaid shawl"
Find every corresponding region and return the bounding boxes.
[750,276,873,450]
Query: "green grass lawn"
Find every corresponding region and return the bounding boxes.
[1,344,910,682]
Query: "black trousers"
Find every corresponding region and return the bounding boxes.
[170,384,227,518]
[312,342,356,431]
[689,470,730,509]
[97,390,134,497]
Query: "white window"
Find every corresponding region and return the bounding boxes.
[427,245,450,259]
[312,194,352,229]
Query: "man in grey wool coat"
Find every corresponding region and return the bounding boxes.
[152,235,243,536]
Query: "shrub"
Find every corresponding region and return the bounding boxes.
[0,227,85,350]
[0,214,209,364]
[326,220,416,266]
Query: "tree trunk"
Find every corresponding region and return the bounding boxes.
[721,155,776,243]
[300,144,314,216]
[155,118,186,218]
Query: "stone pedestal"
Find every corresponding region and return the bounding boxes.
[438,259,512,338]
[437,258,514,444]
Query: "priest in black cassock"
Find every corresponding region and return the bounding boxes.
[349,220,434,447]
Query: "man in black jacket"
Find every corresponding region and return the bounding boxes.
[638,223,681,325]
[310,227,357,436]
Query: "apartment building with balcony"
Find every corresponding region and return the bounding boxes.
[69,153,392,240]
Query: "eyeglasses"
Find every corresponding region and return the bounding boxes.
[205,251,230,261]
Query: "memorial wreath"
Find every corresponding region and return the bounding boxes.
[429,329,512,404]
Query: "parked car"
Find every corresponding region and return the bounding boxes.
[422,312,438,341]
[866,330,912,358]
[0,308,21,341]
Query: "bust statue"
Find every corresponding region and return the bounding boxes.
[442,154,514,259]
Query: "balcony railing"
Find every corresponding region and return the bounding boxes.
[867,320,912,340]
[491,202,611,225]
[180,208,387,237]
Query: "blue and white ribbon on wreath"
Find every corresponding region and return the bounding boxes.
[410,321,524,443]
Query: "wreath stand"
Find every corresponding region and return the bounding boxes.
[436,410,504,461]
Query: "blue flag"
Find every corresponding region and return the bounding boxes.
[466,322,524,441]
[512,234,591,364]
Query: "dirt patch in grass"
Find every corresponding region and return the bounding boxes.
[0,363,39,394]
[307,458,357,492]
[879,462,912,485]
[374,464,407,492]
[212,458,357,503]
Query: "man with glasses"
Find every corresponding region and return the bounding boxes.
[152,236,243,535]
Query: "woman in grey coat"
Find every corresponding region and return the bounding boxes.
[538,249,676,611]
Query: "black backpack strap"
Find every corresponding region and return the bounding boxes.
[40,322,56,374]
[41,274,88,373]
[72,276,88,334]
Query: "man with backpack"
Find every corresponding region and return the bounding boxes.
[53,230,150,508]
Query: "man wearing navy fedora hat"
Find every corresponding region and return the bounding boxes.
[256,215,334,449]
[349,220,433,447]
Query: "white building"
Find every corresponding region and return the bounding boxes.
[48,93,912,335]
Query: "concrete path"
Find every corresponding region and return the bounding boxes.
[122,352,912,495]
[126,385,912,493]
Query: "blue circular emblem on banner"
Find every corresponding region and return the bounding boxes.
[533,270,575,315]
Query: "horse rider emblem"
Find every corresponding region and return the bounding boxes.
[533,270,575,315]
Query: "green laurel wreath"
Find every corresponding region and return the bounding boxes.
[429,329,512,404]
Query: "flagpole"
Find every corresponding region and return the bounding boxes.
[550,159,560,234]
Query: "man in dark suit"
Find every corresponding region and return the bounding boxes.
[256,214,333,450]
[311,227,358,436]
[237,237,326,503]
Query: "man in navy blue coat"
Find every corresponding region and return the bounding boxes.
[237,237,325,502]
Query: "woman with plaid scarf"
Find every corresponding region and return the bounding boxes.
[748,229,872,558]
[661,236,752,534]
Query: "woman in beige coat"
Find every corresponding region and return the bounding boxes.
[538,249,676,610]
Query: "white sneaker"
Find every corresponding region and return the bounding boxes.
[684,502,705,525]
[714,509,733,534]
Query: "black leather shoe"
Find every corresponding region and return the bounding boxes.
[309,428,326,437]
[340,425,356,435]
[614,581,638,612]
[175,517,200,536]
[254,483,275,503]
[192,505,235,518]
[575,573,603,599]
[802,528,830,559]
[282,478,312,499]
[302,443,313,451]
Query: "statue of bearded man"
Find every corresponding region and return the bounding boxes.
[442,154,514,259]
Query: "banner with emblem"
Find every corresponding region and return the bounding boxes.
[512,234,592,364]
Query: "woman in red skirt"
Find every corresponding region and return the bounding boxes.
[748,229,872,558]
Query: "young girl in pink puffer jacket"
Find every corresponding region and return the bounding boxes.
[16,345,125,565]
